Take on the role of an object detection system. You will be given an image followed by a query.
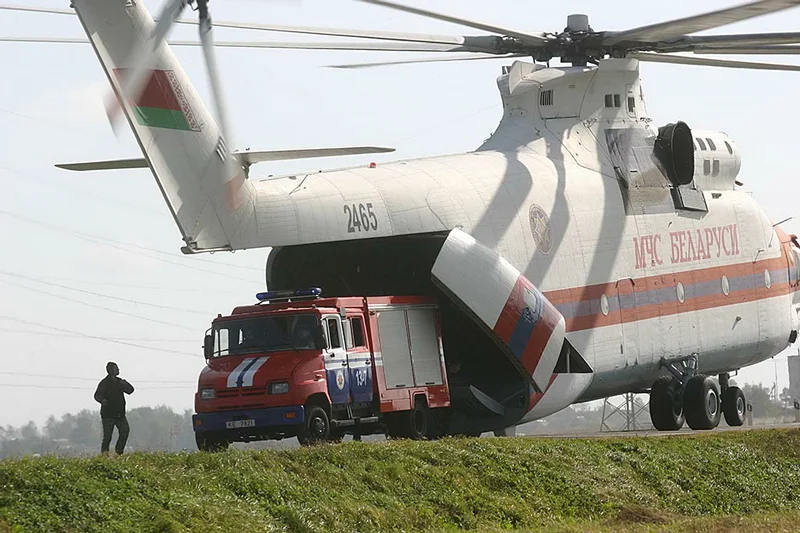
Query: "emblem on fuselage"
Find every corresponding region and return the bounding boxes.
[529,204,553,255]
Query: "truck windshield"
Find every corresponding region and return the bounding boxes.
[210,314,322,357]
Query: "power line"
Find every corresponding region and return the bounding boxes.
[18,275,243,294]
[0,270,215,315]
[0,209,265,282]
[0,382,195,391]
[0,277,199,331]
[0,327,196,343]
[0,165,168,217]
[0,178,266,272]
[0,315,201,358]
[0,371,195,384]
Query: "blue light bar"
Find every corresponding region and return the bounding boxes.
[255,287,322,302]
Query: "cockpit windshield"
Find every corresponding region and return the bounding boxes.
[210,314,322,357]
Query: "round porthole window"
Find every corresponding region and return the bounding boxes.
[721,275,730,296]
[764,269,772,289]
[677,282,685,303]
[600,294,609,316]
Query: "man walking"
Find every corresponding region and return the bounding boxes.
[94,362,134,455]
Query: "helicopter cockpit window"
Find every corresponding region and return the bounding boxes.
[696,138,707,151]
[706,138,717,151]
[712,160,720,177]
[613,94,621,108]
[604,94,613,108]
[703,159,711,176]
[724,141,733,154]
[627,96,635,113]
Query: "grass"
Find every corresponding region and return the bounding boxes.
[1,429,800,532]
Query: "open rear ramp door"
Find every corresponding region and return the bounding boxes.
[431,229,593,425]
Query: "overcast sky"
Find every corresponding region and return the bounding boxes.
[1,0,799,427]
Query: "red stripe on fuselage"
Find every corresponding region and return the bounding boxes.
[543,254,795,333]
[519,294,560,376]
[493,277,562,379]
[493,278,524,344]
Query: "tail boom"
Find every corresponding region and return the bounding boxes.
[73,0,256,251]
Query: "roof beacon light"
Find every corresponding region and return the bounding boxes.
[255,287,322,302]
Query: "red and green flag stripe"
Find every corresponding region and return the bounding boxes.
[113,69,200,132]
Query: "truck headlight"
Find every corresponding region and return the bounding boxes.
[269,382,289,395]
[200,388,215,400]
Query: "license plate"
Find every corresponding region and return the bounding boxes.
[226,419,255,429]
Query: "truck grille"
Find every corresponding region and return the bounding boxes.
[217,386,267,398]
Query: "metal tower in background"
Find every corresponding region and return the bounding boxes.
[600,393,653,432]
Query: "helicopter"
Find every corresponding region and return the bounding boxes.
[10,0,800,435]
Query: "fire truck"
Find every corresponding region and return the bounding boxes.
[192,288,451,450]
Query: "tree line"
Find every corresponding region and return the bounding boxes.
[0,406,197,458]
[0,383,792,458]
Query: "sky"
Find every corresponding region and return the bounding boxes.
[1,0,800,427]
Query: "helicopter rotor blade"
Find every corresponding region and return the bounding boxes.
[691,44,800,53]
[327,53,527,69]
[184,18,483,47]
[643,32,800,53]
[604,0,800,46]
[196,0,235,156]
[0,4,487,48]
[674,32,800,47]
[356,0,548,46]
[629,51,800,71]
[0,36,482,52]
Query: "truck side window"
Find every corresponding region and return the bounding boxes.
[217,329,229,357]
[351,317,365,347]
[327,318,342,349]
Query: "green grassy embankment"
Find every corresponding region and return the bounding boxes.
[2,429,800,533]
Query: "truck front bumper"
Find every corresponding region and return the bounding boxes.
[193,405,305,433]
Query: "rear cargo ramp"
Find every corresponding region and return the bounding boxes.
[432,229,593,420]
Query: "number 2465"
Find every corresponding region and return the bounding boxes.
[343,203,378,233]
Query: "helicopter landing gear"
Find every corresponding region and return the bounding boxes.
[650,354,724,431]
[683,375,721,430]
[649,375,685,431]
[719,372,746,427]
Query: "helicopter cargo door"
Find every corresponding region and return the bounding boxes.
[615,278,639,379]
[431,229,566,393]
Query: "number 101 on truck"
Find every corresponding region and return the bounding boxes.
[192,288,451,450]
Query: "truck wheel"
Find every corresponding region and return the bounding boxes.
[409,400,429,440]
[195,432,229,452]
[298,405,330,445]
[684,375,721,430]
[722,386,746,427]
[649,376,685,431]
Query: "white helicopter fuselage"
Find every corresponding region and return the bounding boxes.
[72,0,800,429]
[247,59,799,415]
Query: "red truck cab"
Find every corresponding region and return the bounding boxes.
[192,288,450,450]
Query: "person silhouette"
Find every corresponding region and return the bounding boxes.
[93,362,134,455]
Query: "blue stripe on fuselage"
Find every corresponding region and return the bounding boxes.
[507,289,543,358]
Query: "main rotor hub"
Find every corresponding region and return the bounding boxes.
[566,14,590,34]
